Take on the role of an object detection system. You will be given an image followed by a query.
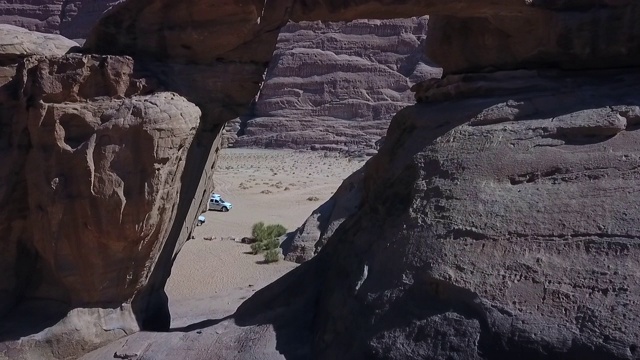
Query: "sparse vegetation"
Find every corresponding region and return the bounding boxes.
[263,249,280,263]
[250,241,264,255]
[249,222,287,260]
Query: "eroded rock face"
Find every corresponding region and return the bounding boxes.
[0,25,79,62]
[307,70,640,359]
[81,70,640,360]
[4,0,640,358]
[231,18,441,150]
[83,0,640,136]
[282,169,364,263]
[0,1,122,40]
[0,51,201,358]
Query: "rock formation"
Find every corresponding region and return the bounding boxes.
[0,24,79,60]
[0,26,205,358]
[303,70,640,359]
[229,18,441,151]
[3,0,640,359]
[282,168,364,263]
[0,1,122,41]
[84,67,640,360]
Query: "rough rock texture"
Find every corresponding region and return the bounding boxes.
[0,1,122,40]
[0,24,78,61]
[85,0,640,154]
[87,0,640,76]
[231,18,441,150]
[81,69,640,360]
[305,70,640,359]
[0,24,78,91]
[282,168,364,263]
[0,44,203,358]
[3,0,640,359]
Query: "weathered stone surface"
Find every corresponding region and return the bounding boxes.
[0,1,122,40]
[0,52,201,358]
[427,5,640,74]
[80,70,640,360]
[82,0,640,141]
[0,24,78,63]
[4,0,640,359]
[282,168,364,263]
[231,18,441,150]
[306,70,640,359]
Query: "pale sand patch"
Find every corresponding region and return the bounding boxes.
[165,149,367,313]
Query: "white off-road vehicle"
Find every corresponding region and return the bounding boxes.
[208,193,232,212]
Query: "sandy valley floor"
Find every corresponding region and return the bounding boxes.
[164,148,366,320]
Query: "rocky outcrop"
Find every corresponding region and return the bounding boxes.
[0,30,203,357]
[0,1,122,40]
[282,168,364,263]
[304,70,640,359]
[0,24,78,61]
[3,0,640,359]
[86,0,640,153]
[81,69,640,360]
[231,18,441,151]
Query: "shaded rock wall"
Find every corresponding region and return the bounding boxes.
[230,18,441,151]
[282,168,364,263]
[307,70,640,359]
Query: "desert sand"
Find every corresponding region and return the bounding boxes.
[165,148,367,320]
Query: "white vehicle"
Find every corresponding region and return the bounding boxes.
[208,193,232,212]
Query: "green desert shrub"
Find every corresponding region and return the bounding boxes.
[262,238,280,251]
[251,221,266,239]
[249,222,287,259]
[250,241,264,255]
[252,222,286,243]
[263,249,280,263]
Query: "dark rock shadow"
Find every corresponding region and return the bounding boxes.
[0,300,70,342]
[232,256,326,360]
[169,315,232,332]
[278,230,297,255]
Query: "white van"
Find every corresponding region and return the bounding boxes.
[208,193,233,212]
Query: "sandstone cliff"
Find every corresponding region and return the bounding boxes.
[229,18,441,151]
[0,0,122,40]
[3,0,640,359]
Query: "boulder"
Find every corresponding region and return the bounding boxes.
[0,53,201,358]
[307,69,640,359]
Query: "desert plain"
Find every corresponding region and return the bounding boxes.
[164,148,367,325]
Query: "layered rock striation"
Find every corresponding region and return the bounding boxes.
[230,18,441,151]
[0,0,122,41]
